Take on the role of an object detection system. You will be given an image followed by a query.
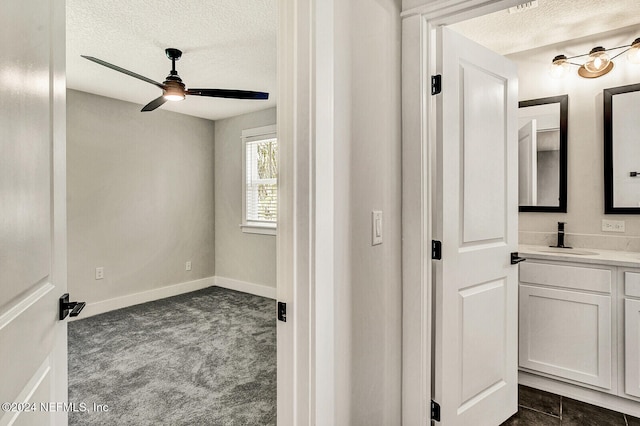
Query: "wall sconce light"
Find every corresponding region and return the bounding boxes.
[549,37,640,79]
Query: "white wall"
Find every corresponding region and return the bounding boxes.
[350,0,403,423]
[214,107,277,287]
[67,90,216,307]
[510,26,640,251]
[325,0,403,424]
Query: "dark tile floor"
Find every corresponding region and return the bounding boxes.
[501,385,640,425]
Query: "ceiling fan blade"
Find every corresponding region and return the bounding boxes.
[141,96,167,112]
[81,55,166,90]
[187,88,269,100]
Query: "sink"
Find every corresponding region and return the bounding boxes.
[536,248,599,256]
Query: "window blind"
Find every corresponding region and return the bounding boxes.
[245,137,278,223]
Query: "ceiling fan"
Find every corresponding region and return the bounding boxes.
[81,48,269,112]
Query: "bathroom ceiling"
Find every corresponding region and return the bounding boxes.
[66,0,277,121]
[451,0,640,55]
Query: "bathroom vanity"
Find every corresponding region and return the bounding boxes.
[518,245,640,416]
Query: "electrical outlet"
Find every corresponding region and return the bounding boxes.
[95,267,104,280]
[186,261,192,271]
[602,219,625,233]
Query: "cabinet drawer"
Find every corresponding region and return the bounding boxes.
[520,262,611,293]
[625,272,640,298]
[519,285,612,389]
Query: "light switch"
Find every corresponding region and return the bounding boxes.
[372,211,383,246]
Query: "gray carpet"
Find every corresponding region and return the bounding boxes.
[68,286,276,426]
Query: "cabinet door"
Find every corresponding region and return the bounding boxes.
[625,298,640,398]
[520,285,613,389]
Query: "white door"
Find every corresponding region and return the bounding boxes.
[0,0,67,425]
[433,26,519,425]
[518,120,537,206]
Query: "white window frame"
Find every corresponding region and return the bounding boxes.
[241,124,278,235]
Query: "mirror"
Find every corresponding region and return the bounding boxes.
[518,95,568,213]
[604,83,640,214]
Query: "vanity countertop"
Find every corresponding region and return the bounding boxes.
[518,244,640,268]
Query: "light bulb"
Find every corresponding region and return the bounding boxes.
[584,47,610,73]
[163,86,185,101]
[164,94,185,101]
[548,55,570,79]
[627,38,640,64]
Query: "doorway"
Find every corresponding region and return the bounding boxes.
[65,1,280,424]
[401,1,640,424]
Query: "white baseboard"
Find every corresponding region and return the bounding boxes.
[73,276,215,320]
[214,276,277,299]
[72,276,276,320]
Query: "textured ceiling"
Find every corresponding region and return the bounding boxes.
[67,0,277,121]
[68,1,639,121]
[451,0,640,55]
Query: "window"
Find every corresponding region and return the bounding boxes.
[242,125,277,235]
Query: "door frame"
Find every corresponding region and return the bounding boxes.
[400,1,525,424]
[276,0,318,424]
[52,0,68,421]
[277,0,354,424]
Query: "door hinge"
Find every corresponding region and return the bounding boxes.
[431,74,442,95]
[431,240,442,260]
[431,400,441,422]
[277,301,287,322]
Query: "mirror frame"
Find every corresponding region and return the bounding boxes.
[604,83,640,214]
[518,95,568,213]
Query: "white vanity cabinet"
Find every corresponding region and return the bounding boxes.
[624,271,640,399]
[517,247,640,417]
[519,261,615,391]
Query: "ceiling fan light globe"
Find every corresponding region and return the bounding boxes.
[163,80,186,101]
[163,93,185,102]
